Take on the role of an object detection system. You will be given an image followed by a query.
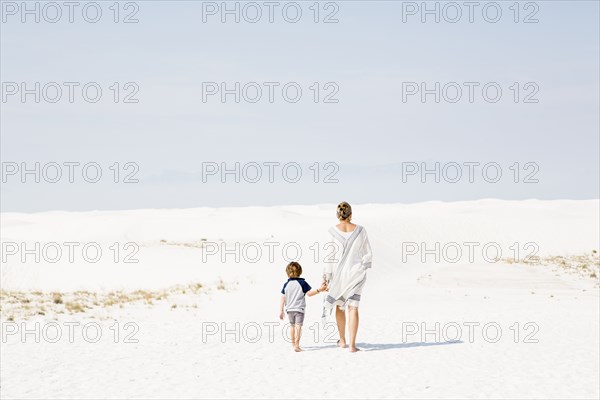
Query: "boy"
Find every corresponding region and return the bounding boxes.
[279,261,327,352]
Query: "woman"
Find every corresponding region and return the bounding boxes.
[322,201,372,352]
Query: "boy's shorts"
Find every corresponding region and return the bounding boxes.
[287,311,305,326]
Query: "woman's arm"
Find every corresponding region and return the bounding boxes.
[361,231,373,269]
[323,237,336,282]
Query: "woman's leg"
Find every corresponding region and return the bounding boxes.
[336,306,347,347]
[348,306,359,352]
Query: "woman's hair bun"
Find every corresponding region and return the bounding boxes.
[336,201,352,220]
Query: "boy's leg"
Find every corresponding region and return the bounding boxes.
[294,312,303,351]
[348,306,359,352]
[290,323,296,347]
[288,312,296,348]
[335,305,347,348]
[294,325,302,350]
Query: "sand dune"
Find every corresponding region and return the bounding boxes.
[1,200,598,399]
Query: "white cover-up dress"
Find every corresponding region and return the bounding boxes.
[322,225,373,319]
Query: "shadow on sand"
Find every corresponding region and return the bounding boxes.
[302,340,463,352]
[357,340,463,351]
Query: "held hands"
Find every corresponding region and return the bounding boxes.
[318,281,328,293]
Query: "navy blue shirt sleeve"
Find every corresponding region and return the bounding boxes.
[299,280,312,294]
[281,282,288,295]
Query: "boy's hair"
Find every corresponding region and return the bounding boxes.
[286,261,302,278]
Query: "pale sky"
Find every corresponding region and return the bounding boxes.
[1,0,598,212]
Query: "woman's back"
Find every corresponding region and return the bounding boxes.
[335,221,356,233]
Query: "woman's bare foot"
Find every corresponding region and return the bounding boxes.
[349,346,360,353]
[337,339,347,348]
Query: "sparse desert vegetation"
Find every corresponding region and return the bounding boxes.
[158,238,211,248]
[0,280,233,321]
[504,251,600,285]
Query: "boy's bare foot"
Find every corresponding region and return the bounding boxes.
[349,346,360,353]
[337,339,347,348]
[294,346,303,352]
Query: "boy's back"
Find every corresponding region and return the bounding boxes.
[281,278,311,313]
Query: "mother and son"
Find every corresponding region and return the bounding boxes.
[278,202,373,353]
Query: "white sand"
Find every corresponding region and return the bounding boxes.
[1,199,599,399]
